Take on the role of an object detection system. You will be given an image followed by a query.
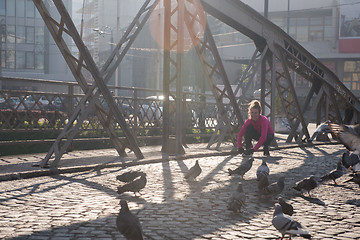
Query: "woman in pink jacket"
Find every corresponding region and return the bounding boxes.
[237,100,274,156]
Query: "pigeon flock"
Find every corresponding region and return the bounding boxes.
[113,121,360,239]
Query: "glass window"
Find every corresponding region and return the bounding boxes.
[26,26,34,44]
[35,52,44,70]
[344,61,360,91]
[0,0,5,16]
[7,25,15,43]
[16,51,25,69]
[324,16,332,26]
[26,0,35,18]
[25,51,34,69]
[16,25,25,44]
[16,0,25,17]
[296,26,308,41]
[297,17,309,26]
[6,50,15,69]
[344,61,355,72]
[35,26,44,44]
[310,17,323,26]
[6,0,15,16]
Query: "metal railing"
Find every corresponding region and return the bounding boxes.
[0,77,241,149]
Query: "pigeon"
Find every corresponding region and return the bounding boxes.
[278,197,294,216]
[116,200,144,240]
[185,160,202,181]
[117,172,147,195]
[344,172,360,187]
[228,157,254,179]
[293,175,318,198]
[227,183,246,213]
[320,161,343,185]
[328,123,360,154]
[309,120,332,142]
[341,151,360,172]
[257,174,270,190]
[116,170,144,183]
[272,203,311,239]
[256,159,270,181]
[259,176,285,200]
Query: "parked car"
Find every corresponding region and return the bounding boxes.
[24,95,49,110]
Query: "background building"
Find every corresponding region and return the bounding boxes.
[1,0,359,99]
[0,0,75,90]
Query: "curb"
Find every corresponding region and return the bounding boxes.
[0,141,341,182]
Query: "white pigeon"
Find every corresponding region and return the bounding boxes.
[256,159,270,181]
[272,203,311,239]
[328,123,360,154]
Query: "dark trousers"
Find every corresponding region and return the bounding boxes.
[244,124,274,150]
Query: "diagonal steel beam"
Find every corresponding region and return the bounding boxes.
[33,0,158,166]
[183,0,244,149]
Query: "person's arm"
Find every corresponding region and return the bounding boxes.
[254,117,269,151]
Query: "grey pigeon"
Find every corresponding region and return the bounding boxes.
[278,197,294,216]
[341,151,360,172]
[272,203,311,239]
[256,159,270,181]
[344,172,360,187]
[228,157,254,179]
[293,175,318,197]
[117,172,147,195]
[328,123,360,154]
[320,161,343,185]
[259,176,285,200]
[116,200,144,240]
[116,170,144,183]
[309,120,332,142]
[257,174,270,190]
[185,160,202,181]
[227,183,246,213]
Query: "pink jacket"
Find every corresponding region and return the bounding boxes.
[237,115,274,151]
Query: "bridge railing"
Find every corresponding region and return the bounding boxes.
[0,77,240,149]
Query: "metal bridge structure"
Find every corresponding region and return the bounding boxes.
[33,0,360,167]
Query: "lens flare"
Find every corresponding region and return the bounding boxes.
[149,0,206,52]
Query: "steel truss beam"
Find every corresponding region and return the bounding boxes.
[201,0,360,143]
[33,0,158,167]
[182,0,244,149]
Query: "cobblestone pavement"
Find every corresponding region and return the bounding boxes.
[0,144,359,240]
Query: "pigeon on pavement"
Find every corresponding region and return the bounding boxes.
[227,183,246,213]
[328,123,360,154]
[278,197,294,216]
[341,151,360,172]
[228,157,254,179]
[257,174,270,190]
[320,161,343,185]
[344,172,360,187]
[116,199,144,240]
[116,170,144,183]
[309,120,332,142]
[185,160,202,181]
[272,203,311,239]
[293,175,318,198]
[256,159,270,181]
[259,176,285,200]
[117,172,147,196]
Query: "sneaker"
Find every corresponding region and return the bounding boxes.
[263,147,270,156]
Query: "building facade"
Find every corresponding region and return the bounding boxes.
[0,0,75,90]
[213,0,360,98]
